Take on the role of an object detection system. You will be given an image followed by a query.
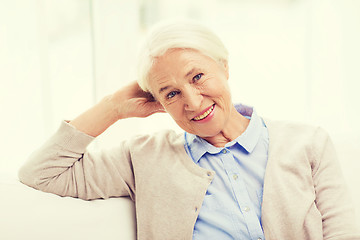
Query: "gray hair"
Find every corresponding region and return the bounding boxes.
[136,20,229,93]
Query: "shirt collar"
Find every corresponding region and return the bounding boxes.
[185,104,264,163]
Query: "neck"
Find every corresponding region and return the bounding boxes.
[203,106,250,148]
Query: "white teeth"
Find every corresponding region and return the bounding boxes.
[194,105,214,121]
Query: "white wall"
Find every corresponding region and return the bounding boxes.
[0,0,93,172]
[1,0,49,172]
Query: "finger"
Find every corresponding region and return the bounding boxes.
[131,82,155,100]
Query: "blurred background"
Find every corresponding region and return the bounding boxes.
[1,0,359,223]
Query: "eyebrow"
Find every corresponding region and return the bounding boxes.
[185,68,196,78]
[159,86,169,94]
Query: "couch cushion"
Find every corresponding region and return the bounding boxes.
[0,172,136,240]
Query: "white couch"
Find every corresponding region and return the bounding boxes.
[1,136,359,240]
[0,171,136,240]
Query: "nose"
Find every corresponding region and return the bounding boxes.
[183,85,203,111]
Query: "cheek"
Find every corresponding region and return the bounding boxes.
[207,82,232,109]
[205,80,230,98]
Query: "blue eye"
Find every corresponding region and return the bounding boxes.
[193,73,203,82]
[167,91,179,99]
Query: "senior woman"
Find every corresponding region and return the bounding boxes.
[19,21,359,240]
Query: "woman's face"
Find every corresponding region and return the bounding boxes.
[148,48,233,138]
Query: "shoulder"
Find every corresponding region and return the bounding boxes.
[263,118,332,164]
[263,119,336,179]
[263,118,330,144]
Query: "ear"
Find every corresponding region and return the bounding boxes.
[222,60,229,79]
[220,59,229,80]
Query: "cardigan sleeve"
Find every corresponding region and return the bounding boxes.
[312,128,360,239]
[18,121,136,200]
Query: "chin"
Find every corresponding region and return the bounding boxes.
[194,127,223,138]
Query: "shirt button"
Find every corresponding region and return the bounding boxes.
[222,149,227,154]
[242,206,250,212]
[207,172,212,177]
[233,174,238,180]
[195,207,198,212]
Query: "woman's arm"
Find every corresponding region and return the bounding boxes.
[312,129,360,239]
[18,81,164,200]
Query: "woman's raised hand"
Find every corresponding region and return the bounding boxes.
[69,81,165,137]
[113,81,165,119]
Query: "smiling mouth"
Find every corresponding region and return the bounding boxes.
[193,105,215,121]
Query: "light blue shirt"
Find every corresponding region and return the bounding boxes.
[184,105,269,240]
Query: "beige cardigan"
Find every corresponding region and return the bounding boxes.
[19,119,359,240]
